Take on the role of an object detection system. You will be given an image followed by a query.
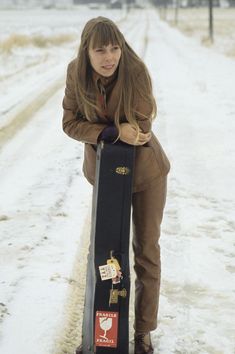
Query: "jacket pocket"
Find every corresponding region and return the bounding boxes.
[133,146,162,188]
[150,135,171,176]
[82,143,97,184]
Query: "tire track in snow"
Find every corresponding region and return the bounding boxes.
[0,77,64,150]
[52,211,91,354]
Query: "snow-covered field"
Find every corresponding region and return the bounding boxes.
[160,7,235,58]
[0,4,235,354]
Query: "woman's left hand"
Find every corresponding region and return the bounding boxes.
[137,131,152,145]
[120,123,151,146]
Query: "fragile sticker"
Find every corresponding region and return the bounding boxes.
[95,310,118,348]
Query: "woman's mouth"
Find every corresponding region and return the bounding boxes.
[102,64,114,70]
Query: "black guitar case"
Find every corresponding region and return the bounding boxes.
[81,141,135,354]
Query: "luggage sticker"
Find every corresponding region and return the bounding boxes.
[99,264,117,281]
[95,311,118,347]
[99,256,123,284]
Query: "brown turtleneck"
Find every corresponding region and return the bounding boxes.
[92,70,119,142]
[92,69,120,121]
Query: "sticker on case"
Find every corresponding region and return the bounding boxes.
[95,311,118,348]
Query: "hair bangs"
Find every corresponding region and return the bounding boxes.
[90,23,123,49]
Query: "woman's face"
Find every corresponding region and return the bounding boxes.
[88,43,121,77]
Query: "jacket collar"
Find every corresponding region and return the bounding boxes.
[92,69,118,89]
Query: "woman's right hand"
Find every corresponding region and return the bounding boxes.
[119,123,151,146]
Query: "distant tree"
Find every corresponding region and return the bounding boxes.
[151,0,171,6]
[209,0,213,42]
[174,0,179,25]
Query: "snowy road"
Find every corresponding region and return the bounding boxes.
[0,6,235,354]
[146,14,235,354]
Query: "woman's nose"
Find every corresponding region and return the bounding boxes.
[104,50,113,61]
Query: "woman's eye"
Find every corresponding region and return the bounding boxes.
[113,46,120,50]
[95,49,103,53]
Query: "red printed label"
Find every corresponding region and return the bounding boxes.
[95,311,119,348]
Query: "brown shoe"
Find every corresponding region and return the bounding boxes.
[134,332,154,354]
[75,344,82,354]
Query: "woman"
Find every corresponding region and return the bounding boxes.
[62,16,170,354]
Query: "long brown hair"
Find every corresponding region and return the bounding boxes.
[74,16,157,136]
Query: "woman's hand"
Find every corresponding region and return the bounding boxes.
[119,123,151,146]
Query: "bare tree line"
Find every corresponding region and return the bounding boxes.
[151,0,235,7]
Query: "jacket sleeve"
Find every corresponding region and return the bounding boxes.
[134,70,155,134]
[97,125,119,143]
[62,61,108,144]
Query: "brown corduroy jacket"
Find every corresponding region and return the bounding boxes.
[62,59,170,192]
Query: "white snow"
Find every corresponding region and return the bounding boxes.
[0,5,235,354]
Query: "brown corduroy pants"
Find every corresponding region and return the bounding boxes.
[132,175,167,332]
